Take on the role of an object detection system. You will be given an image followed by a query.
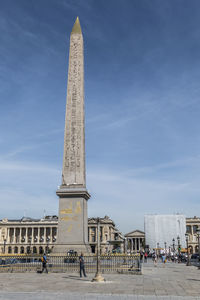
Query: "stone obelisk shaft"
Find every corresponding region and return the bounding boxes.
[62,17,85,188]
[55,18,90,254]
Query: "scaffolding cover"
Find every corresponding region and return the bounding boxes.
[144,214,186,250]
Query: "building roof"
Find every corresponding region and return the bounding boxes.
[125,230,145,237]
[88,216,115,226]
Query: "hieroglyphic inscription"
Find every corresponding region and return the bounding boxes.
[62,33,85,186]
[60,200,82,222]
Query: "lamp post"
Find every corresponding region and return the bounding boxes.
[92,218,105,282]
[185,233,191,266]
[172,238,175,253]
[164,242,167,255]
[156,242,159,258]
[124,237,127,254]
[177,236,181,262]
[172,238,175,262]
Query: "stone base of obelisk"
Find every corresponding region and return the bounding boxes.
[53,187,91,254]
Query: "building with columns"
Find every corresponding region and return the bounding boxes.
[186,216,200,254]
[125,230,145,253]
[88,216,124,254]
[0,216,58,255]
[0,215,124,255]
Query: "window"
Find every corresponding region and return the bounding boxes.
[193,225,198,233]
[186,225,192,234]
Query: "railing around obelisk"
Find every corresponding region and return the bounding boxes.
[0,254,141,274]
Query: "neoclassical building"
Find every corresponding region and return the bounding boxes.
[0,215,124,255]
[0,216,58,255]
[88,216,124,254]
[186,216,200,254]
[125,230,145,253]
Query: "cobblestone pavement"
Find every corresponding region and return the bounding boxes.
[0,261,200,299]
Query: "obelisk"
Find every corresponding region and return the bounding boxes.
[55,17,90,254]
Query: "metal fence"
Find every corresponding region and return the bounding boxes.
[0,254,141,274]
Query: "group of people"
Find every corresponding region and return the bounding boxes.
[139,251,168,266]
[40,252,87,277]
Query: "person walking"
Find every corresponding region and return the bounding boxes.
[144,252,148,263]
[41,253,48,273]
[79,252,87,278]
[162,254,166,267]
[154,254,158,267]
[140,250,144,262]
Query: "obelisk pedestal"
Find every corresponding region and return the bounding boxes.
[54,17,90,254]
[56,187,90,253]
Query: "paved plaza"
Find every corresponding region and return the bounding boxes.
[0,261,200,299]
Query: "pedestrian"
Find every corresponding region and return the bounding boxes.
[79,252,87,278]
[140,251,144,262]
[144,252,148,262]
[162,254,166,267]
[154,254,158,267]
[41,253,48,273]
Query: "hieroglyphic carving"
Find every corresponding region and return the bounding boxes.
[61,215,78,222]
[60,200,81,222]
[62,33,85,186]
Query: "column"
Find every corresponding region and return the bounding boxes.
[44,227,46,243]
[7,228,10,243]
[102,226,104,242]
[135,238,138,252]
[96,227,98,243]
[88,227,91,243]
[191,225,194,242]
[50,227,52,243]
[25,228,28,244]
[19,228,22,244]
[138,238,140,251]
[131,239,133,253]
[31,227,34,244]
[13,228,16,244]
[38,227,41,243]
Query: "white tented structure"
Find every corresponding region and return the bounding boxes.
[144,214,186,251]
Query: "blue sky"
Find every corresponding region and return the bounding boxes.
[1,0,200,233]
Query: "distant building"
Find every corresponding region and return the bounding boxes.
[144,214,186,250]
[186,216,200,254]
[0,215,124,255]
[124,230,145,253]
[88,216,124,254]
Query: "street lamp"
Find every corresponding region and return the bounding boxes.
[177,236,181,262]
[172,238,175,253]
[156,242,159,257]
[185,233,191,266]
[124,237,127,254]
[92,218,105,282]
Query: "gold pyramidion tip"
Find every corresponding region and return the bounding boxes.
[71,17,82,35]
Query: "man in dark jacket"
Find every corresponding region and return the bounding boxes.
[79,252,87,277]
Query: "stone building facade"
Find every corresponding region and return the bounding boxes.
[0,216,58,255]
[125,230,145,253]
[186,216,200,254]
[88,216,124,254]
[0,215,124,255]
